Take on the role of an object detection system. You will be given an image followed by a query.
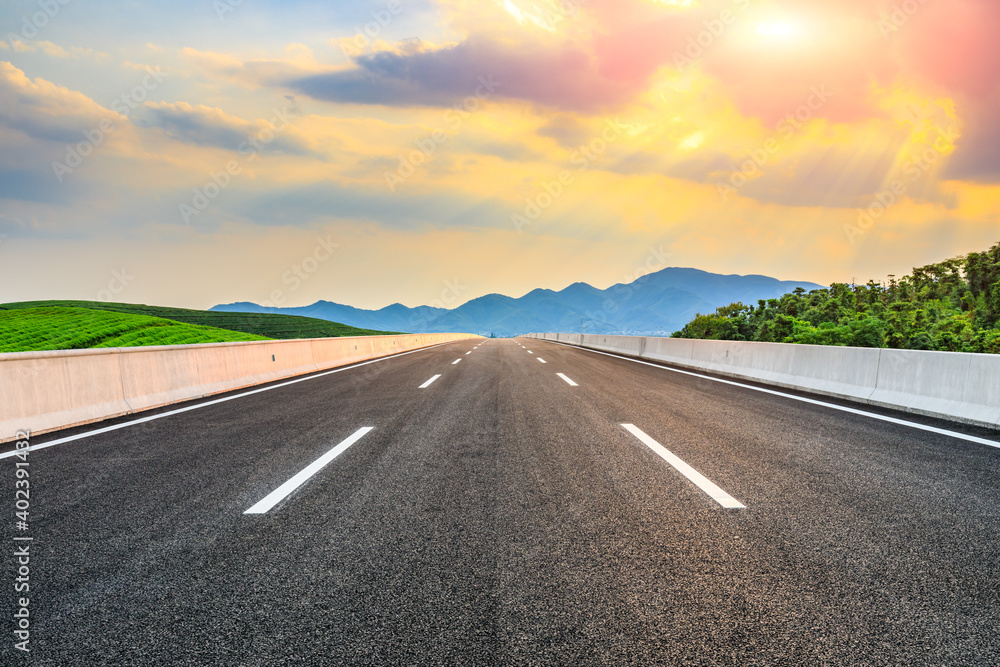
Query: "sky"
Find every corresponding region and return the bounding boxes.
[1,0,998,310]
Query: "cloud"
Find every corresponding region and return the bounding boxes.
[943,94,1000,183]
[231,179,514,231]
[0,165,80,204]
[464,140,544,163]
[280,0,892,124]
[2,39,108,60]
[537,115,592,149]
[137,101,316,156]
[0,61,122,144]
[735,141,906,209]
[607,150,733,183]
[181,46,319,88]
[289,37,638,111]
[895,0,1000,182]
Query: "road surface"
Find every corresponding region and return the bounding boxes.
[4,338,1000,665]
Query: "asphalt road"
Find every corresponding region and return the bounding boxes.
[4,338,1000,665]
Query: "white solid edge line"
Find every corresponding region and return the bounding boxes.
[537,358,547,363]
[0,341,459,460]
[556,373,578,386]
[621,424,745,509]
[419,374,442,388]
[452,359,462,365]
[245,427,373,514]
[546,341,1000,450]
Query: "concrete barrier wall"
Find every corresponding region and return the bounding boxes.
[0,348,133,440]
[0,333,478,442]
[686,339,882,402]
[526,333,999,429]
[869,349,1000,427]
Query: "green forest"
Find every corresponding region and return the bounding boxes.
[672,240,1000,354]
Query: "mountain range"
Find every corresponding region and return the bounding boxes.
[211,267,823,337]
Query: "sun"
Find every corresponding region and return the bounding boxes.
[755,22,798,38]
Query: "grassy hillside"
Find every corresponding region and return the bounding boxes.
[0,300,397,339]
[672,240,1000,354]
[0,307,271,353]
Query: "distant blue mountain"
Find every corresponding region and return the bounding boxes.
[211,267,823,336]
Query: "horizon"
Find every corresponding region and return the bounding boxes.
[222,264,828,312]
[6,263,834,313]
[2,1,999,310]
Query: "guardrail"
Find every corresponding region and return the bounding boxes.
[0,333,479,442]
[526,333,1000,430]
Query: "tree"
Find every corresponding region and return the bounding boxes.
[670,240,1000,354]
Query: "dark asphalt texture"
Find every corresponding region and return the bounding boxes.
[3,338,1000,665]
